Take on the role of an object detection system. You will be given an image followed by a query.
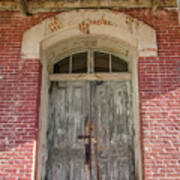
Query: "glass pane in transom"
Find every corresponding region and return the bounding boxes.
[94,51,110,72]
[112,55,128,72]
[72,52,87,73]
[54,57,69,73]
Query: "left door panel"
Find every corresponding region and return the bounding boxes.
[46,81,90,180]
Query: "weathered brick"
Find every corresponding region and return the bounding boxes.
[0,9,180,179]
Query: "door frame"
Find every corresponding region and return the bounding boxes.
[37,38,142,180]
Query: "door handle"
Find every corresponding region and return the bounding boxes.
[77,135,92,164]
[85,143,91,164]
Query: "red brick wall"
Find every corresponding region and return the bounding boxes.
[125,9,180,180]
[0,12,52,180]
[0,9,180,180]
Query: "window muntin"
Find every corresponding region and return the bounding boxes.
[53,51,128,74]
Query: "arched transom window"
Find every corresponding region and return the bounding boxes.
[53,50,128,74]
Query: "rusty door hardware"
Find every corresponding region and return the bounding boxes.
[78,135,92,139]
[78,120,101,180]
[77,120,95,180]
[77,135,94,164]
[46,81,134,179]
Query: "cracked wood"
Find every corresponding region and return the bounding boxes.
[45,81,135,179]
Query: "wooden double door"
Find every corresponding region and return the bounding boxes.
[46,80,135,180]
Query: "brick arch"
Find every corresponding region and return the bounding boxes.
[23,10,158,180]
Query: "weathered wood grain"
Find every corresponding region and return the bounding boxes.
[46,81,90,179]
[46,81,135,179]
[91,81,135,180]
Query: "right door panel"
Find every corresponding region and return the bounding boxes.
[91,81,135,180]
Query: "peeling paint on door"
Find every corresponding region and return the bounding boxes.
[45,81,135,180]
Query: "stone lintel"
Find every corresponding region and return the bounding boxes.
[21,10,158,59]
